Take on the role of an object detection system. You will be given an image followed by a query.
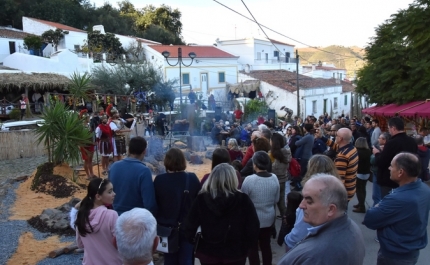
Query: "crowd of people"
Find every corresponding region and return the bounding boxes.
[70,109,430,265]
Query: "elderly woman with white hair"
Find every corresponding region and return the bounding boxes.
[183,163,260,265]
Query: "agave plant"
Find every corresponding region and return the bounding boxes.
[68,71,92,111]
[35,102,92,165]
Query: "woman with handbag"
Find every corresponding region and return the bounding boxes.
[153,148,201,265]
[183,163,260,265]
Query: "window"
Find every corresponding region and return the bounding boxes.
[257,52,261,60]
[274,51,279,57]
[340,73,343,80]
[344,95,348,105]
[74,45,80,51]
[334,97,338,109]
[312,100,317,114]
[218,72,225,83]
[182,73,190,85]
[333,73,336,78]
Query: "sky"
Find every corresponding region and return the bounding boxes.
[91,0,415,48]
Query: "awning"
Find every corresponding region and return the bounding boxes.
[362,104,395,116]
[382,101,425,117]
[398,100,430,118]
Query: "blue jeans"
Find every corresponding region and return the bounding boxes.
[377,250,418,265]
[164,234,194,265]
[372,172,381,206]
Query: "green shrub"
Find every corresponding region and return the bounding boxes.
[9,108,21,120]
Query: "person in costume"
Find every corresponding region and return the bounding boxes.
[107,104,131,161]
[79,109,96,180]
[95,115,113,176]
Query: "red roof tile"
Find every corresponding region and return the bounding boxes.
[242,70,344,93]
[150,45,238,58]
[0,27,36,39]
[26,17,86,33]
[341,80,356,92]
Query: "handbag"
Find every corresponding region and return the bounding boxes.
[156,174,191,253]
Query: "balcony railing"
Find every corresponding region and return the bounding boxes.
[254,57,299,64]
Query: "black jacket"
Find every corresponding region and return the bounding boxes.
[375,132,417,187]
[356,148,371,174]
[183,192,260,260]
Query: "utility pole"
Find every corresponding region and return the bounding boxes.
[296,49,300,118]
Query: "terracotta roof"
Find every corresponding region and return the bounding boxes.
[149,45,238,58]
[268,38,295,47]
[303,65,346,71]
[0,27,36,39]
[242,70,342,93]
[25,17,86,33]
[341,80,356,92]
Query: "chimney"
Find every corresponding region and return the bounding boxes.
[93,25,105,34]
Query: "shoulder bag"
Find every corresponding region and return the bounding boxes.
[156,173,190,253]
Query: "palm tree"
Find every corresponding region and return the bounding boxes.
[35,102,92,165]
[68,72,92,111]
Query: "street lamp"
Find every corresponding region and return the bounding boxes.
[162,47,196,105]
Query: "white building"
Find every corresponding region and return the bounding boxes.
[144,45,239,102]
[0,27,32,63]
[216,37,298,72]
[22,17,87,55]
[302,62,347,80]
[238,69,362,119]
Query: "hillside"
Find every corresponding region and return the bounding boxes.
[296,45,366,79]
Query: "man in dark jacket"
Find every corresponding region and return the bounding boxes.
[415,135,430,181]
[373,117,418,198]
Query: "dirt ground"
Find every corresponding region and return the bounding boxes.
[7,157,211,265]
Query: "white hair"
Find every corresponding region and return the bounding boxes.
[258,124,268,132]
[115,208,157,263]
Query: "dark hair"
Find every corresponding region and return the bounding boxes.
[372,119,379,125]
[271,133,288,164]
[286,191,303,216]
[231,160,243,171]
[75,178,111,236]
[263,121,273,128]
[292,126,302,136]
[304,123,313,133]
[129,136,147,155]
[357,126,368,135]
[253,137,271,152]
[212,148,231,170]
[395,152,421,177]
[252,151,271,171]
[388,117,404,131]
[261,128,272,140]
[164,148,187,171]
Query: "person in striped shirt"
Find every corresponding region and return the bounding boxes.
[317,128,359,201]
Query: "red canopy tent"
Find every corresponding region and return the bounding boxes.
[362,105,381,115]
[398,100,430,118]
[365,104,396,116]
[381,101,425,117]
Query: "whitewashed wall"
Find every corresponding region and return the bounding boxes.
[302,85,348,117]
[0,37,27,63]
[3,50,91,75]
[238,73,299,118]
[144,46,238,100]
[218,37,297,72]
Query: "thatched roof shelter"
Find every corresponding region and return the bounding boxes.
[0,73,71,92]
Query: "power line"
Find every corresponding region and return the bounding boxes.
[212,0,363,60]
[240,0,285,57]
